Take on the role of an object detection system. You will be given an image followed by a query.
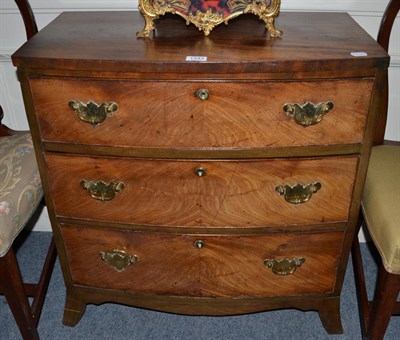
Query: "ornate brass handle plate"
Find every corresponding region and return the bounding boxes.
[99,249,139,272]
[80,180,125,202]
[275,182,321,205]
[194,89,210,101]
[283,101,334,127]
[68,100,118,126]
[264,258,305,276]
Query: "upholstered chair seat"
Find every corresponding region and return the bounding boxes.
[351,1,400,339]
[0,2,57,339]
[0,132,43,257]
[362,145,400,275]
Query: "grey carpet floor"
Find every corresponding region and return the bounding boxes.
[1,231,399,340]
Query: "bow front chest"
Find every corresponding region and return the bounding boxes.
[12,11,388,334]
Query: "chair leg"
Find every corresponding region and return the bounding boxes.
[367,263,400,340]
[0,248,40,340]
[352,232,370,337]
[31,237,57,321]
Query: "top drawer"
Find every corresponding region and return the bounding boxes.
[29,77,373,149]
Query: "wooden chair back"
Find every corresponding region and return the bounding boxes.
[0,0,39,137]
[0,2,57,339]
[374,0,400,145]
[14,0,38,39]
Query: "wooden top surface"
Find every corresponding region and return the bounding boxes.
[12,11,389,74]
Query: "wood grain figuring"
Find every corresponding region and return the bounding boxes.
[61,225,343,297]
[61,225,201,296]
[30,77,373,149]
[12,13,389,74]
[198,231,343,297]
[45,154,358,227]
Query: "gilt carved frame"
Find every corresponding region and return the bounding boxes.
[137,0,282,38]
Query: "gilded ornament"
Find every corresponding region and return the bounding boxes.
[137,0,282,38]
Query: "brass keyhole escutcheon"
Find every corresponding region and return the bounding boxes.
[194,240,205,248]
[194,167,207,177]
[194,88,209,100]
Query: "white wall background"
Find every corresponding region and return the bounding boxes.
[0,0,399,236]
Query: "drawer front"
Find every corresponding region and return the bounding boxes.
[46,154,358,227]
[61,225,343,297]
[30,77,372,149]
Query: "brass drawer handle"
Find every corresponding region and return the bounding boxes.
[283,101,334,127]
[68,100,118,126]
[80,180,125,201]
[99,249,139,272]
[194,166,207,177]
[194,88,209,100]
[264,258,305,276]
[275,182,321,205]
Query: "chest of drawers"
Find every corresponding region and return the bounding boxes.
[12,11,388,334]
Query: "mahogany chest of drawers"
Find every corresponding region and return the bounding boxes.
[12,11,388,334]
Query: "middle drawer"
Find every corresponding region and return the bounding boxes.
[45,154,358,227]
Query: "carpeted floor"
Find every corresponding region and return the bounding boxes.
[1,231,399,340]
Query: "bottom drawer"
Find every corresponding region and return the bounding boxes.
[61,225,343,298]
